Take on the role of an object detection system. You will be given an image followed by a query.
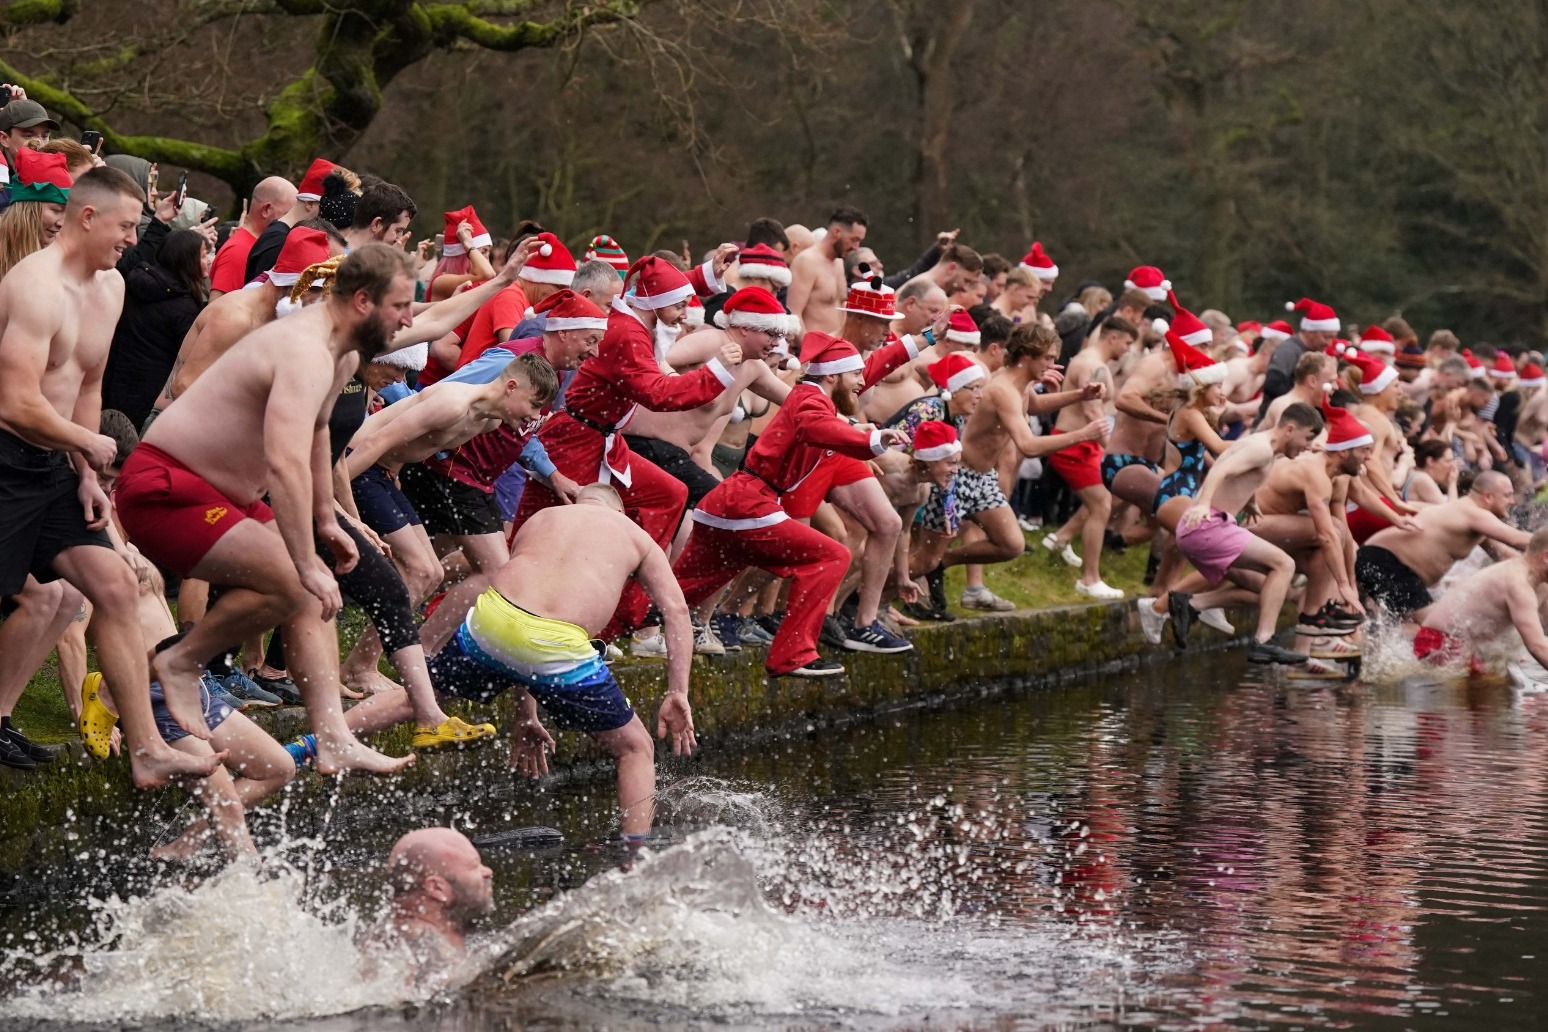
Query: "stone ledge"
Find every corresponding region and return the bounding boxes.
[0,598,1260,880]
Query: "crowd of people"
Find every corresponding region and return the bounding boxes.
[2,87,1547,863]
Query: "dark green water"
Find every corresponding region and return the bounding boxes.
[3,651,1546,1030]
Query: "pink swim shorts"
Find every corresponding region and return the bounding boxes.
[1175,508,1252,586]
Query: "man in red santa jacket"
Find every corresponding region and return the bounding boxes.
[669,332,910,678]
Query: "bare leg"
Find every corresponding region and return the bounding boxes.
[593,715,656,838]
[151,737,253,859]
[419,532,508,655]
[153,715,296,859]
[940,506,1026,566]
[0,578,81,718]
[388,645,450,727]
[1072,484,1112,586]
[1230,536,1298,643]
[829,479,902,628]
[176,577,209,629]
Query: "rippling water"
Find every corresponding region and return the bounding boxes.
[3,650,1546,1030]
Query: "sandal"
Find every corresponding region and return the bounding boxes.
[79,672,119,760]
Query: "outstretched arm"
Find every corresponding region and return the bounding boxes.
[1506,577,1548,671]
[385,239,538,350]
[632,530,695,727]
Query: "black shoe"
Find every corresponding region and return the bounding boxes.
[0,731,36,771]
[1168,592,1195,649]
[1103,530,1128,554]
[771,658,845,678]
[1295,609,1350,637]
[1320,602,1364,628]
[838,591,859,624]
[756,611,785,637]
[926,566,949,613]
[249,671,302,706]
[900,600,956,623]
[820,614,850,649]
[1249,640,1309,665]
[1,719,56,764]
[1143,549,1160,587]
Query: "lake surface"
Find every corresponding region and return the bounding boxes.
[3,649,1545,1031]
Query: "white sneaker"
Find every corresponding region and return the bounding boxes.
[1017,515,1042,532]
[1198,608,1234,634]
[1136,596,1169,644]
[961,586,1016,611]
[631,631,668,659]
[693,623,726,655]
[1075,579,1124,601]
[1041,534,1082,568]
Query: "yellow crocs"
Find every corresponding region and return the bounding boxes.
[79,672,118,760]
[411,715,497,751]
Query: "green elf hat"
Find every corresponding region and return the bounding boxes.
[10,149,71,205]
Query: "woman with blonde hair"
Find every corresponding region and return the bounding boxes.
[0,148,70,279]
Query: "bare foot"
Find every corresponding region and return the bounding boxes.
[341,668,403,697]
[130,744,227,790]
[313,731,416,777]
[149,648,213,740]
[150,821,211,861]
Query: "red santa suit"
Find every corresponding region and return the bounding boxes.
[672,335,890,675]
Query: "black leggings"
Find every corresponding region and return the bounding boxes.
[264,519,420,668]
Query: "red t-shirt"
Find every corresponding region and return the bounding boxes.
[456,282,531,370]
[208,227,257,294]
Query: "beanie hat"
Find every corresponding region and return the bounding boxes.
[441,206,492,256]
[1394,342,1427,370]
[1321,397,1374,452]
[1286,297,1340,333]
[911,421,961,462]
[1124,265,1171,302]
[520,232,577,287]
[800,332,864,376]
[1019,242,1058,281]
[296,158,337,203]
[1357,325,1396,356]
[10,149,71,205]
[927,353,986,397]
[317,174,357,231]
[622,255,693,310]
[1261,320,1293,342]
[584,234,630,278]
[533,288,608,333]
[839,276,898,320]
[735,243,792,288]
[713,286,789,333]
[944,309,981,346]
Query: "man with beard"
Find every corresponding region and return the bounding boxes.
[786,206,868,334]
[669,333,909,677]
[379,827,493,991]
[115,245,422,776]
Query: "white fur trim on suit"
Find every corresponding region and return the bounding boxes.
[707,356,736,387]
[692,509,789,531]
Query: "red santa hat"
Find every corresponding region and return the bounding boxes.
[1237,320,1262,336]
[620,255,694,310]
[1344,347,1399,394]
[1357,324,1395,356]
[1019,241,1058,281]
[911,420,961,462]
[800,332,864,376]
[683,295,705,328]
[1165,291,1213,347]
[532,288,608,333]
[839,276,898,320]
[1518,362,1545,388]
[520,232,577,287]
[372,342,428,371]
[945,309,981,346]
[1321,397,1374,452]
[713,286,791,334]
[928,353,986,397]
[440,205,492,256]
[265,227,331,288]
[10,149,71,204]
[1167,327,1228,388]
[1490,352,1518,380]
[1124,265,1171,302]
[1285,297,1340,333]
[1261,320,1293,342]
[1462,349,1486,380]
[735,243,792,288]
[296,158,337,203]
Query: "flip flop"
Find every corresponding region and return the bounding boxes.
[411,716,497,751]
[78,672,119,760]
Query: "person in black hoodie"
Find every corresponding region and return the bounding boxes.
[104,228,208,429]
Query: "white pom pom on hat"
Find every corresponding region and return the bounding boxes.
[540,243,553,257]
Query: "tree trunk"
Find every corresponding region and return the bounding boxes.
[911,0,976,247]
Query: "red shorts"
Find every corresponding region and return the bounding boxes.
[1046,431,1104,492]
[1345,497,1397,545]
[781,455,874,521]
[115,442,273,578]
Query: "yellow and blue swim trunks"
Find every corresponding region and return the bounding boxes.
[428,588,635,733]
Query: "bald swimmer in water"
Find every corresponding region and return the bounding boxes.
[379,827,494,991]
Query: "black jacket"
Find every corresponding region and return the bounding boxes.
[104,263,203,429]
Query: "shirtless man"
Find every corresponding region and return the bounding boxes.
[1356,471,1530,622]
[786,206,868,335]
[115,245,423,776]
[909,326,1108,591]
[1043,316,1138,599]
[1412,526,1548,673]
[1339,348,1418,541]
[1164,404,1325,664]
[0,166,221,788]
[1108,333,1180,512]
[859,276,948,423]
[428,484,697,838]
[1256,350,1335,432]
[380,827,493,992]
